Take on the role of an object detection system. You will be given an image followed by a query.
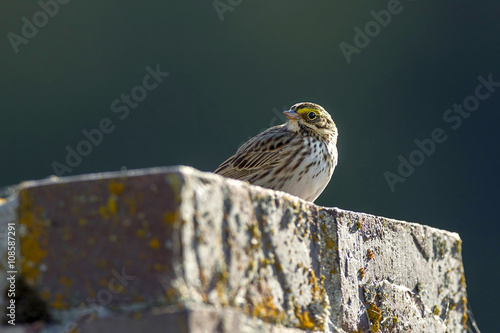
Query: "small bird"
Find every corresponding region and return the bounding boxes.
[215,102,338,202]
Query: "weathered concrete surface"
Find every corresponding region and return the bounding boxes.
[78,305,309,333]
[321,210,467,332]
[0,305,308,333]
[0,166,468,332]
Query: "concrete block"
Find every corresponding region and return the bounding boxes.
[0,166,469,332]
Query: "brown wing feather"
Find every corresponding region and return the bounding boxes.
[215,124,299,181]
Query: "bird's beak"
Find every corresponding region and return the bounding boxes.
[283,110,300,120]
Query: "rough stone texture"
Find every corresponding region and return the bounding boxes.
[78,306,309,333]
[0,306,307,333]
[320,210,467,332]
[0,166,468,332]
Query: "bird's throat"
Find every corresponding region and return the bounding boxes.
[286,120,301,133]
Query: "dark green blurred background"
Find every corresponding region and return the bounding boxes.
[1,1,498,331]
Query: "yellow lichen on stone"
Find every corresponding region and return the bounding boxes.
[20,216,47,266]
[320,222,337,251]
[215,270,229,306]
[134,295,145,302]
[99,278,108,287]
[41,290,51,301]
[462,312,468,329]
[324,234,337,251]
[51,292,69,310]
[165,174,183,203]
[460,271,467,288]
[274,261,283,273]
[99,205,110,219]
[461,295,468,329]
[163,210,179,226]
[99,195,119,219]
[294,305,315,330]
[308,270,319,294]
[164,286,181,304]
[367,303,382,332]
[247,223,261,250]
[108,181,125,195]
[247,260,255,272]
[461,295,467,307]
[19,190,48,284]
[260,257,271,266]
[126,197,137,215]
[453,239,462,254]
[107,196,118,215]
[251,295,284,323]
[359,268,365,279]
[59,276,74,288]
[290,269,328,331]
[149,238,161,249]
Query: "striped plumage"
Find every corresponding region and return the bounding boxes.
[215,102,338,202]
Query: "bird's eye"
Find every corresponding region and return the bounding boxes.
[308,112,316,120]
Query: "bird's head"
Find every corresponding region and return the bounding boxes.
[283,102,337,140]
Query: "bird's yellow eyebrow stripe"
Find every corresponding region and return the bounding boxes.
[296,107,319,115]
